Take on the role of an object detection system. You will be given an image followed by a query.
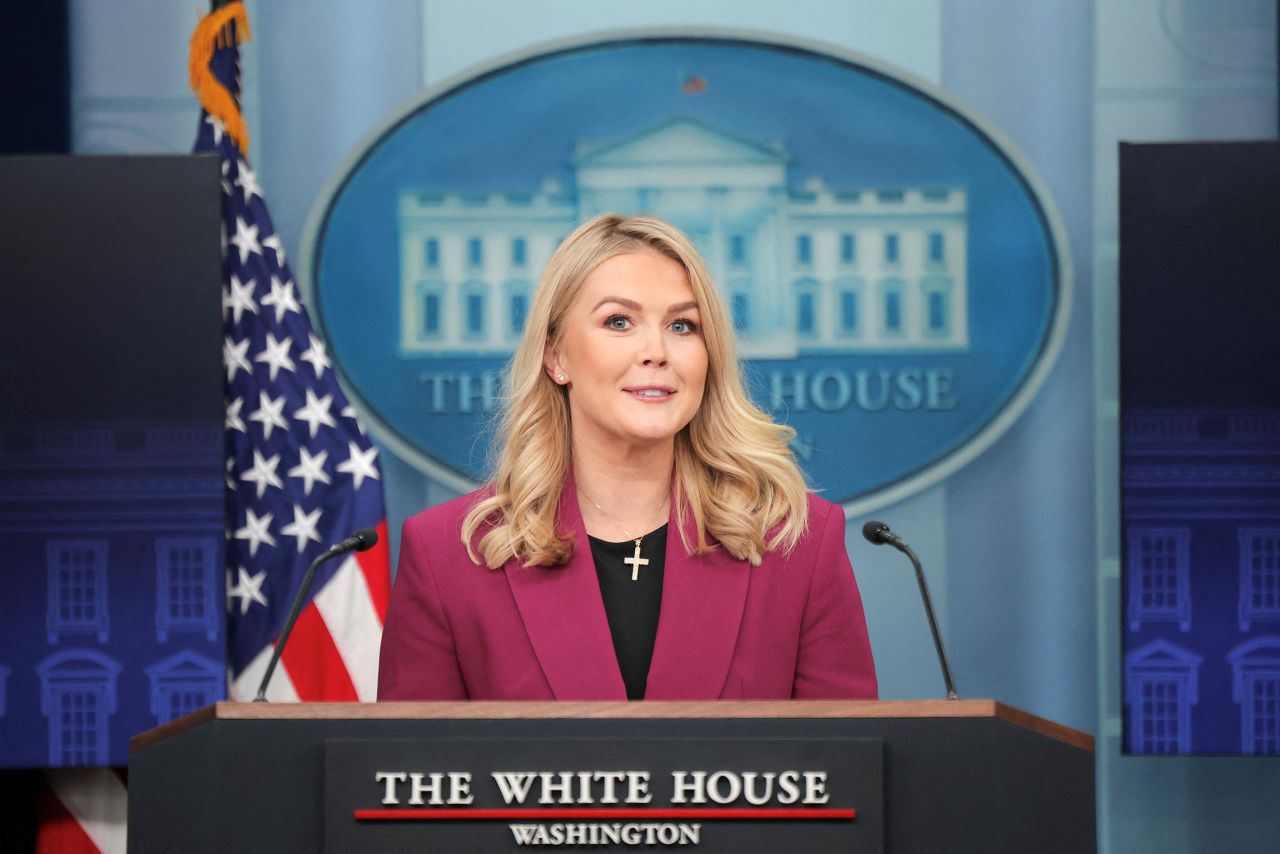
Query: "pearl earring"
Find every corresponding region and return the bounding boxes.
[556,374,566,383]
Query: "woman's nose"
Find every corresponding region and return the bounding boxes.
[638,325,668,368]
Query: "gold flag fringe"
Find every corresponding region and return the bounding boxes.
[189,1,253,155]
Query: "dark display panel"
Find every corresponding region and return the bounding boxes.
[0,155,225,767]
[1120,141,1280,756]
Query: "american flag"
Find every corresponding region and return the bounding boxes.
[679,74,708,94]
[190,2,390,703]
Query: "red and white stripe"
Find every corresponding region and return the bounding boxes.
[38,768,128,854]
[231,520,390,702]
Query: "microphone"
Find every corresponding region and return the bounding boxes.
[862,520,958,700]
[253,528,379,702]
[861,520,905,549]
[327,528,379,557]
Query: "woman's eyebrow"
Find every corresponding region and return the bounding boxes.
[591,295,641,313]
[590,296,700,313]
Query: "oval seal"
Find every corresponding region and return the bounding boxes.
[301,30,1071,515]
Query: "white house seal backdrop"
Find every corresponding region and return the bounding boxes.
[301,31,1070,514]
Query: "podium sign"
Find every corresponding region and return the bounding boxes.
[323,736,884,852]
[129,700,1094,853]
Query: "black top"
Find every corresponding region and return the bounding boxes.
[587,523,667,700]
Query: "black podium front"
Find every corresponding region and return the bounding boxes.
[128,700,1094,853]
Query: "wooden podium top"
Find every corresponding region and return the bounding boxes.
[131,699,1092,754]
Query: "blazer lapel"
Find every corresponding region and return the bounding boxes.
[645,502,750,699]
[503,480,627,700]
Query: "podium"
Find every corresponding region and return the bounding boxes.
[128,700,1094,853]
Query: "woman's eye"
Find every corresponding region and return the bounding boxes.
[605,314,631,330]
[670,318,699,334]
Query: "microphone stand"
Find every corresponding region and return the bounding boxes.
[253,529,376,702]
[863,521,958,700]
[890,538,959,700]
[254,549,335,702]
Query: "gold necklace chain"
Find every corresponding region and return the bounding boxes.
[578,485,669,544]
[579,485,668,582]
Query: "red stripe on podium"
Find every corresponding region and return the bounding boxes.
[355,807,856,821]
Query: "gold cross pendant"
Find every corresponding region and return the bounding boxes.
[623,538,649,581]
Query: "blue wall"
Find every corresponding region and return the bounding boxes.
[61,1,1280,850]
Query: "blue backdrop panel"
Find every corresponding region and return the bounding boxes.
[1120,141,1280,757]
[0,155,226,768]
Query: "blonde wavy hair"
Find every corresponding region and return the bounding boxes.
[461,213,809,568]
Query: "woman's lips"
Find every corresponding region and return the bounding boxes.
[623,385,676,401]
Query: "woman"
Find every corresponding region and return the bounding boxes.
[378,213,877,701]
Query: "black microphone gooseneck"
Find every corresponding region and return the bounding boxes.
[862,520,959,700]
[253,528,379,702]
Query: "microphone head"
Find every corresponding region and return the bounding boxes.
[352,528,378,551]
[861,520,891,545]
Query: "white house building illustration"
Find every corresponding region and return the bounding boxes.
[145,650,223,725]
[1122,409,1280,755]
[1125,638,1203,755]
[1227,636,1280,756]
[398,115,968,359]
[46,538,110,644]
[1127,526,1193,632]
[155,538,220,643]
[1238,527,1280,631]
[1,421,224,766]
[36,649,122,766]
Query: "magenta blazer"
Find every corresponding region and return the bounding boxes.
[378,484,877,701]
